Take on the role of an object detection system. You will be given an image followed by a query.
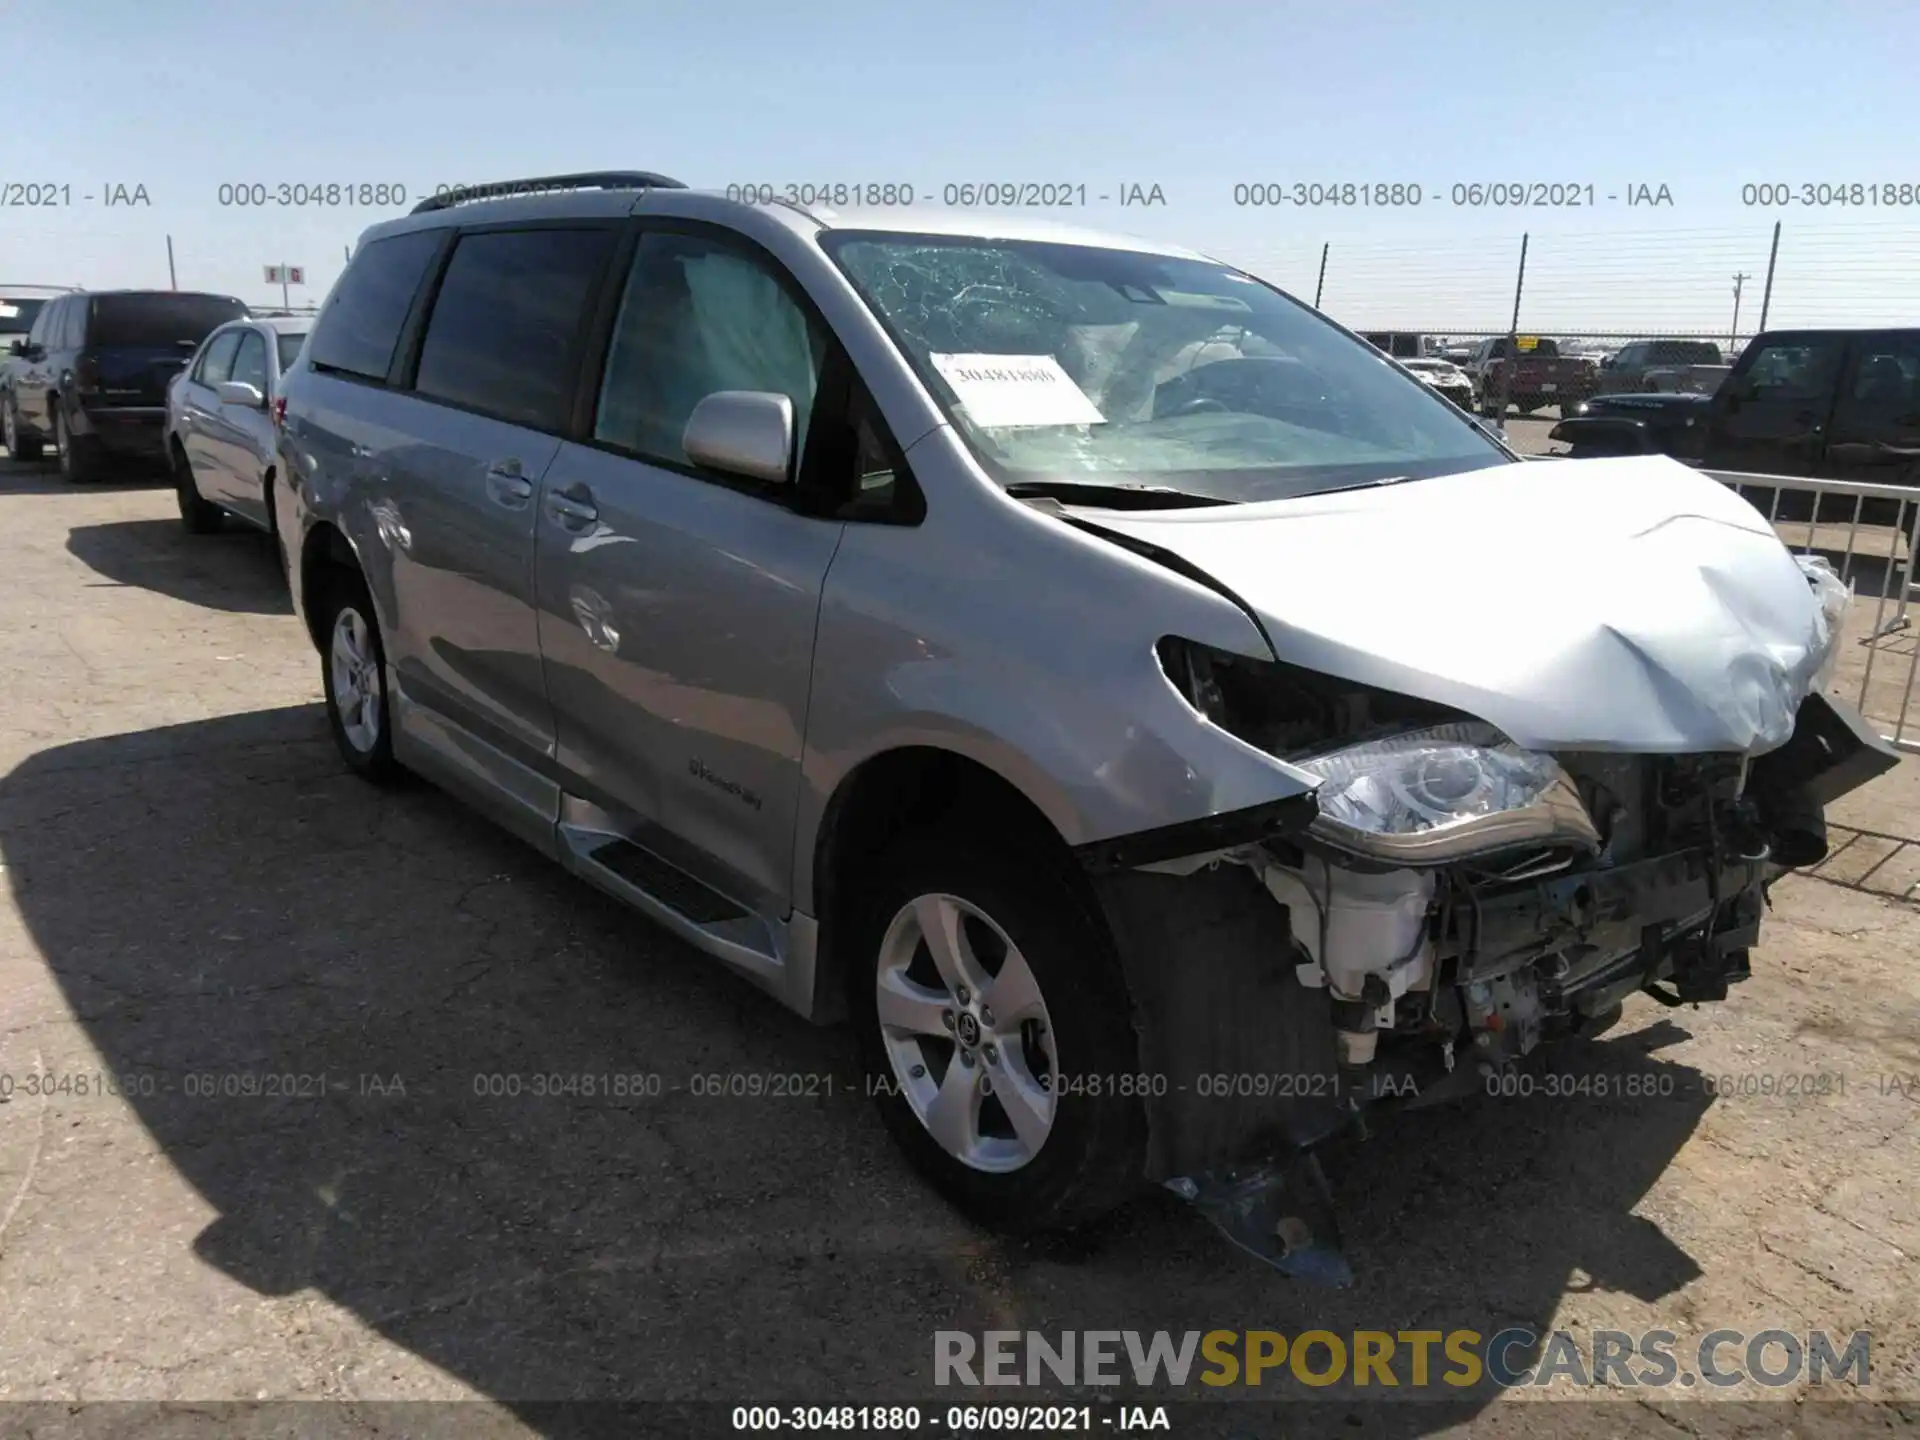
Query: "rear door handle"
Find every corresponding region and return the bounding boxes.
[485,460,535,508]
[545,482,598,529]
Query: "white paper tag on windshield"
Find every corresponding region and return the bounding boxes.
[929,353,1106,429]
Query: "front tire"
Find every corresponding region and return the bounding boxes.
[3,397,43,460]
[318,569,403,784]
[846,832,1147,1233]
[173,443,223,533]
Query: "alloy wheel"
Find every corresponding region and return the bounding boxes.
[874,892,1059,1173]
[329,606,384,753]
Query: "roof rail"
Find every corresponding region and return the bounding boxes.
[409,171,687,215]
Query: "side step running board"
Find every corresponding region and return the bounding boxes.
[556,822,786,989]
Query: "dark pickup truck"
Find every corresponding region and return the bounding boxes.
[1595,337,1728,396]
[1551,327,1920,529]
[1468,335,1597,416]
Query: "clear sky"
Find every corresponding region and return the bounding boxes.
[9,0,1918,338]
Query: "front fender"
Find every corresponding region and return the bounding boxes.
[793,458,1324,906]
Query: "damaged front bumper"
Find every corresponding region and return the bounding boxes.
[1075,691,1898,1277]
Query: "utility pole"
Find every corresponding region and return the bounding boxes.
[1491,232,1529,420]
[1313,243,1329,309]
[1758,221,1781,334]
[166,235,177,290]
[1730,272,1751,348]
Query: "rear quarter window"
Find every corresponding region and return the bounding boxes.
[307,229,445,383]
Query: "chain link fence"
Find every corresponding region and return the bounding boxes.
[1227,218,1920,339]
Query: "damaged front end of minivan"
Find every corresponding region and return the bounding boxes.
[1076,531,1896,1283]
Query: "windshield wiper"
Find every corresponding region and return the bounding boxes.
[1304,474,1420,497]
[1004,480,1231,509]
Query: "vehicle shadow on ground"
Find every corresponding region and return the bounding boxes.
[65,518,290,615]
[1,707,1713,1432]
[0,452,166,495]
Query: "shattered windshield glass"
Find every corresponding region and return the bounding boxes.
[823,232,1508,503]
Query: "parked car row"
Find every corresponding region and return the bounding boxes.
[0,286,314,540]
[0,174,1897,1267]
[2,289,254,479]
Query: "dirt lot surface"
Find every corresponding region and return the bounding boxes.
[0,448,1914,1439]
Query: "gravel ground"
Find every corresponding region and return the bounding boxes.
[0,446,1913,1439]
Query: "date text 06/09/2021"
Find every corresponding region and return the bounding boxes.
[722,183,1166,208]
[1229,181,1675,208]
[729,1404,1170,1433]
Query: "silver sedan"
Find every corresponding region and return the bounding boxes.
[165,316,310,556]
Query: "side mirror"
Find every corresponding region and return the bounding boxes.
[216,380,266,408]
[1599,356,1614,370]
[682,391,795,484]
[6,340,24,358]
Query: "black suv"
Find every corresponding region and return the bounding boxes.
[1552,327,1920,528]
[4,290,250,480]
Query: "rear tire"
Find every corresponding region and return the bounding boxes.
[173,443,223,534]
[845,828,1147,1234]
[318,568,404,785]
[55,407,102,483]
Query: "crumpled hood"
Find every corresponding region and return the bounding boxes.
[1086,455,1839,755]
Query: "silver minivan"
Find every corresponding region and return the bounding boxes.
[273,173,1892,1254]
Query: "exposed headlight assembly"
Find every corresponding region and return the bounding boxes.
[1295,722,1600,864]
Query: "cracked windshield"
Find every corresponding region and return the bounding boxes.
[828,233,1504,501]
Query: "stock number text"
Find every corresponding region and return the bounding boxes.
[218,182,408,208]
[1742,183,1920,208]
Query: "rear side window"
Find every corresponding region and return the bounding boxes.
[412,227,615,431]
[88,293,248,347]
[26,300,55,346]
[229,331,269,391]
[56,298,83,348]
[308,229,443,383]
[276,332,308,371]
[197,331,243,385]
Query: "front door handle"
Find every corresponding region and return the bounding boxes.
[485,461,534,508]
[546,483,598,529]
